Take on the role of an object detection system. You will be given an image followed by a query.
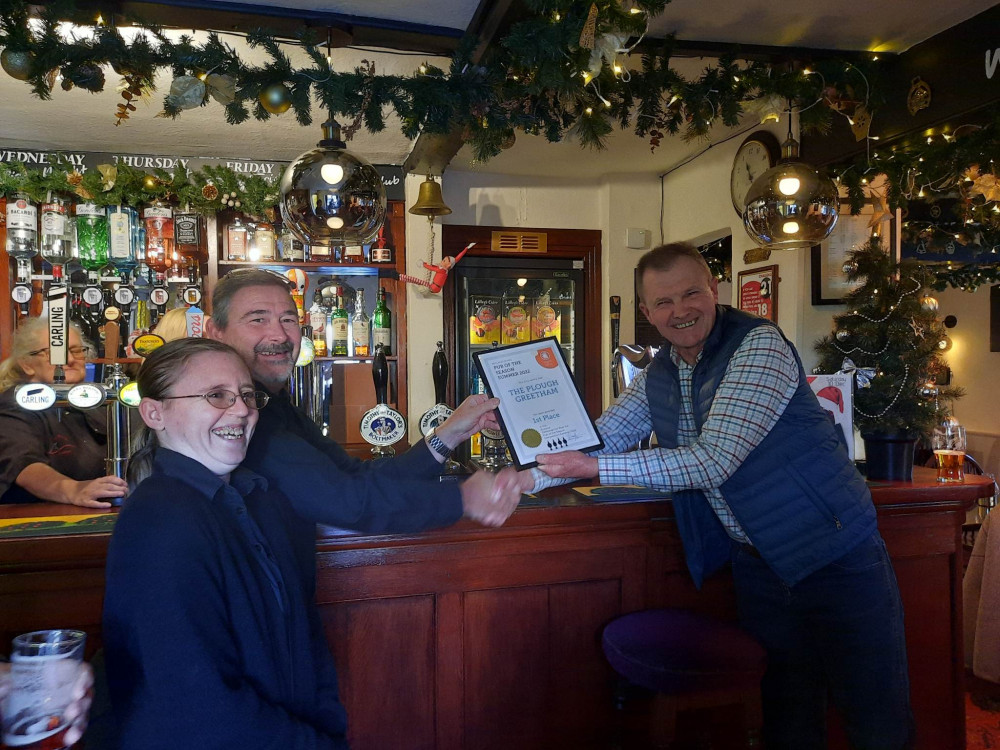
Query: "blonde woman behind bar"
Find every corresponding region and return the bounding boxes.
[0,317,127,507]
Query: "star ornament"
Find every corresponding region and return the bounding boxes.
[908,318,925,339]
[867,187,892,229]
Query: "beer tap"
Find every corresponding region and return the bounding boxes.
[610,296,622,399]
[420,342,465,475]
[360,344,406,458]
[477,342,512,472]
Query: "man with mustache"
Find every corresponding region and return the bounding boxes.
[206,268,522,532]
[525,244,913,750]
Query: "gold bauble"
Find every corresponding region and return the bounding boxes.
[1,49,34,81]
[259,83,292,115]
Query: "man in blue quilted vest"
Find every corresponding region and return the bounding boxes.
[531,243,913,750]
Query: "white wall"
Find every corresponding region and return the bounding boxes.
[403,146,1000,484]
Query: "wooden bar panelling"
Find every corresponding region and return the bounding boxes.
[0,469,992,749]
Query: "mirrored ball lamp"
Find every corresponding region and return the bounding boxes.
[279,117,386,246]
[743,133,840,249]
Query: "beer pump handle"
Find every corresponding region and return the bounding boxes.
[432,341,448,405]
[610,296,621,398]
[372,344,389,406]
[104,321,121,363]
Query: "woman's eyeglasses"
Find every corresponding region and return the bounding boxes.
[160,389,270,410]
[29,346,88,358]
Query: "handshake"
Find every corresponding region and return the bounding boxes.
[458,467,535,527]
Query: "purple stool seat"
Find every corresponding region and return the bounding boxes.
[602,608,767,695]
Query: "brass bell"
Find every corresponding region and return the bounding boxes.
[409,176,452,217]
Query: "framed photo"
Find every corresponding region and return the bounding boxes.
[737,265,778,322]
[811,206,897,305]
[473,338,603,470]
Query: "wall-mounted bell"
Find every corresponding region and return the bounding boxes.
[409,176,452,217]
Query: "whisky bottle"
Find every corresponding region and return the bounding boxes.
[343,245,364,264]
[248,217,276,262]
[352,288,370,356]
[175,210,207,264]
[372,286,392,356]
[143,201,174,274]
[279,227,305,262]
[331,287,349,356]
[226,214,248,261]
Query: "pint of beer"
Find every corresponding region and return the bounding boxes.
[932,423,966,483]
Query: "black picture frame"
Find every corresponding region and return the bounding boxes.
[811,207,897,305]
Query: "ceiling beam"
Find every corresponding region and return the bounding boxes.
[402,0,517,177]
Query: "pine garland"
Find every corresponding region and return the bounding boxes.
[0,159,279,216]
[0,0,877,161]
[813,237,962,438]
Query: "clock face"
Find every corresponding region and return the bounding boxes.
[731,134,778,216]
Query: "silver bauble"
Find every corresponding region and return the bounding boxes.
[743,136,840,249]
[842,259,858,276]
[280,118,386,246]
[835,329,850,342]
[919,383,939,398]
[1,49,34,81]
[920,294,939,312]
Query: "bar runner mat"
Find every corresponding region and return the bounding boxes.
[0,513,117,538]
[572,485,672,502]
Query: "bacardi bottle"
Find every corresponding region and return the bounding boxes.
[352,288,370,357]
[5,192,38,280]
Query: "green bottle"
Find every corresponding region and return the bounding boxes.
[331,286,349,356]
[372,286,392,356]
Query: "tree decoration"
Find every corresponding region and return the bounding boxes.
[814,236,962,438]
[259,82,292,115]
[164,75,207,111]
[0,47,32,80]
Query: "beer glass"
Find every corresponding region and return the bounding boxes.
[2,630,86,749]
[932,424,967,483]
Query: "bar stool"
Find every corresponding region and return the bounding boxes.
[602,608,767,749]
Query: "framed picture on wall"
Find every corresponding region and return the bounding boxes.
[811,206,897,305]
[738,265,778,322]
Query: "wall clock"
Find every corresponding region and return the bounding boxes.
[730,131,781,217]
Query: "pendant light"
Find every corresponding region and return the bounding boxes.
[279,117,386,246]
[743,105,840,249]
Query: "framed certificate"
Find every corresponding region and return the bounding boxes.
[473,338,604,470]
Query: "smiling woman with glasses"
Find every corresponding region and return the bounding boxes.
[105,337,353,748]
[0,317,126,507]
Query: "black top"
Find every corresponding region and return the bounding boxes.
[103,449,349,749]
[0,389,109,504]
[243,386,463,534]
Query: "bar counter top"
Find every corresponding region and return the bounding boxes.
[0,468,994,749]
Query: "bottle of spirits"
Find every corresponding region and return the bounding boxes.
[370,224,393,264]
[5,192,38,280]
[279,227,305,262]
[252,218,276,262]
[331,287,350,356]
[226,214,248,261]
[143,201,174,274]
[343,244,364,264]
[352,288,370,357]
[107,205,138,274]
[308,291,328,357]
[75,202,108,278]
[372,286,392,356]
[174,210,206,265]
[40,194,77,267]
[310,243,333,263]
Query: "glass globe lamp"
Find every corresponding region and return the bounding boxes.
[280,118,386,246]
[743,136,840,249]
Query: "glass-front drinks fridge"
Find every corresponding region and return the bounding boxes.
[448,255,589,462]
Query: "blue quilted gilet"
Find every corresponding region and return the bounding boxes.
[646,306,876,587]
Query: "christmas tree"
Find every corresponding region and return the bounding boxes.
[813,237,962,438]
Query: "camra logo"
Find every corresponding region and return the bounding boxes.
[14,384,57,411]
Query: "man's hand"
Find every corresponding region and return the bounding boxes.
[0,661,94,745]
[459,467,524,527]
[432,394,501,452]
[535,451,599,479]
[62,476,127,508]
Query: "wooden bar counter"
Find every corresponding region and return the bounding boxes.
[0,467,992,749]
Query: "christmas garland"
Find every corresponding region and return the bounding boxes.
[0,0,878,162]
[0,159,279,217]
